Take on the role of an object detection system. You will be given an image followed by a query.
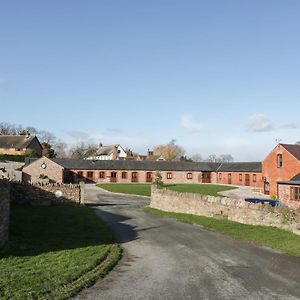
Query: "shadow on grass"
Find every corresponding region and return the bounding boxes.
[0,203,137,258]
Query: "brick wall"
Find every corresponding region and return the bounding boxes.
[278,184,300,209]
[262,144,300,195]
[215,171,263,189]
[11,182,84,205]
[0,181,10,247]
[22,156,64,183]
[150,187,300,234]
[70,169,203,184]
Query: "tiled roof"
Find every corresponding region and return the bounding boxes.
[52,158,218,172]
[0,135,36,149]
[216,162,262,173]
[277,173,300,185]
[281,144,300,161]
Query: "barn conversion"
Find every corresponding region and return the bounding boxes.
[22,156,263,188]
[19,143,300,209]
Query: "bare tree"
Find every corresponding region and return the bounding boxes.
[219,154,234,163]
[37,130,56,144]
[54,141,68,158]
[69,142,98,159]
[206,154,234,163]
[206,154,221,163]
[191,154,203,162]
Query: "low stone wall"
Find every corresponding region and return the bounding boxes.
[10,182,85,205]
[0,181,10,247]
[150,187,300,234]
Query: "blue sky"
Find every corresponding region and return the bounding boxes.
[1,0,300,160]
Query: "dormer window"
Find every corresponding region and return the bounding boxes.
[277,154,283,168]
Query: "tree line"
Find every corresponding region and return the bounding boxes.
[0,122,235,161]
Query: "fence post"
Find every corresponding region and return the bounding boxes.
[79,181,85,205]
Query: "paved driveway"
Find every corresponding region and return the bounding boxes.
[74,185,300,300]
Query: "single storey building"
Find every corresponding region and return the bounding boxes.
[22,157,216,184]
[213,162,263,190]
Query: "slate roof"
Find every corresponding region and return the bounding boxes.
[216,162,262,173]
[280,144,300,161]
[52,158,218,172]
[277,172,300,185]
[0,135,36,149]
[94,145,116,156]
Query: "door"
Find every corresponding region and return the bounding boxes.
[228,173,232,184]
[264,182,270,195]
[146,172,152,183]
[110,172,117,182]
[245,174,250,186]
[131,172,138,182]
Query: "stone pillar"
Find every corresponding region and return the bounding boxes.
[0,181,10,248]
[79,181,85,205]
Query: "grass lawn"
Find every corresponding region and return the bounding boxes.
[97,183,236,197]
[0,205,121,300]
[146,207,300,258]
[165,184,236,197]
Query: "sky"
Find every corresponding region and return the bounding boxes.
[1,0,300,161]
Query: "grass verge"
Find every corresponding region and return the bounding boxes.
[97,183,236,197]
[145,207,300,257]
[0,205,121,300]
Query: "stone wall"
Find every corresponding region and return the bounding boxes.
[150,186,300,234]
[0,181,10,247]
[10,182,84,205]
[278,184,300,209]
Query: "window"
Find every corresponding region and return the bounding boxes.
[277,154,283,168]
[291,186,300,201]
[219,173,222,180]
[78,171,83,177]
[99,171,105,178]
[187,173,193,179]
[122,172,127,179]
[239,174,242,182]
[253,174,257,182]
[167,172,173,179]
[87,171,94,178]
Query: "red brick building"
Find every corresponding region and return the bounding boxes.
[21,144,300,209]
[213,162,263,190]
[262,144,300,208]
[22,157,212,184]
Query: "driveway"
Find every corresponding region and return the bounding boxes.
[218,186,270,199]
[74,185,300,300]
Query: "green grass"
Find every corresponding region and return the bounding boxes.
[164,183,236,196]
[0,205,121,300]
[97,183,236,197]
[146,207,300,257]
[0,154,36,163]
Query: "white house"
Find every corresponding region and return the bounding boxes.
[85,144,127,160]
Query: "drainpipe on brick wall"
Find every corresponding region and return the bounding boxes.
[216,163,223,184]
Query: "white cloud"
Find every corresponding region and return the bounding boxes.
[247,114,274,132]
[180,115,202,132]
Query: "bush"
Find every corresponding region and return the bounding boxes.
[153,171,164,187]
